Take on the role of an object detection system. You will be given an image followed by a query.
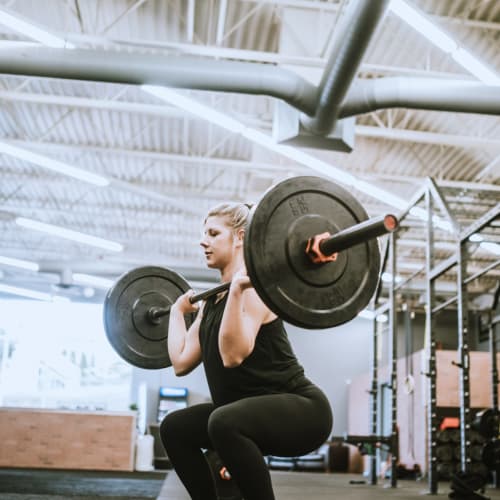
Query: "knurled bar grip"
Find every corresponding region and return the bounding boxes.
[148,281,231,321]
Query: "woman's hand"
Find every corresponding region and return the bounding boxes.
[172,290,200,315]
[230,268,253,295]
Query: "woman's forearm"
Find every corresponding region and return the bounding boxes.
[168,306,189,373]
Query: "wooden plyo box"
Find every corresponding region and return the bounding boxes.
[0,407,136,471]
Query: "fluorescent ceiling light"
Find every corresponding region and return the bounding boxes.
[72,273,115,289]
[469,234,483,242]
[357,309,375,320]
[381,272,403,284]
[143,85,246,133]
[452,48,500,86]
[409,206,427,218]
[0,255,39,272]
[0,41,40,48]
[376,314,388,323]
[141,85,404,206]
[0,141,109,187]
[408,208,500,256]
[389,0,500,85]
[357,310,389,323]
[480,241,500,256]
[389,0,456,53]
[409,206,454,232]
[82,286,96,298]
[0,7,75,49]
[0,283,69,302]
[15,217,123,252]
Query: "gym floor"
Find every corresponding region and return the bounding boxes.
[160,470,500,500]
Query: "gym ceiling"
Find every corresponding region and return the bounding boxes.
[0,0,498,311]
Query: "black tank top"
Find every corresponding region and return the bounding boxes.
[199,293,306,406]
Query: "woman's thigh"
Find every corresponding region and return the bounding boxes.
[160,402,215,449]
[209,389,332,457]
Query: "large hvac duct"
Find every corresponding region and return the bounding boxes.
[339,77,500,118]
[300,0,391,135]
[0,46,318,116]
[1,22,500,133]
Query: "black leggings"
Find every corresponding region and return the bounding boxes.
[159,383,333,500]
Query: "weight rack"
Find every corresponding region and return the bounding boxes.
[373,178,499,494]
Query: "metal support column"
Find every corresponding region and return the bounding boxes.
[369,238,390,486]
[370,317,379,485]
[490,315,500,489]
[490,321,499,413]
[388,232,398,488]
[457,240,472,473]
[425,189,439,494]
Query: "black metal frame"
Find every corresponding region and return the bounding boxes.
[372,178,499,494]
[425,188,440,493]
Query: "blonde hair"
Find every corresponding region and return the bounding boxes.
[205,203,253,233]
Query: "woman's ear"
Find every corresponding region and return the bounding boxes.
[234,228,245,248]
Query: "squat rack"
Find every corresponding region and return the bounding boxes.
[369,178,499,493]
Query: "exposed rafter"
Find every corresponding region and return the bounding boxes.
[0,0,497,306]
[3,91,499,152]
[243,0,500,32]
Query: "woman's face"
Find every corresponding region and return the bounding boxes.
[200,215,238,269]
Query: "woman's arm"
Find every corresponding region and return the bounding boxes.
[218,272,276,368]
[168,291,203,376]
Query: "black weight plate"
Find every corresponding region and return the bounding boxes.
[245,176,380,329]
[482,440,500,469]
[103,266,194,369]
[473,408,500,439]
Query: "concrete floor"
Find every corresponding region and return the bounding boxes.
[159,470,500,500]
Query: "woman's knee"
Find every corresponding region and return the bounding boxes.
[159,410,184,450]
[207,407,237,445]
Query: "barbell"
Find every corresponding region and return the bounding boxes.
[103,175,399,369]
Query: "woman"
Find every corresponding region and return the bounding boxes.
[160,203,333,500]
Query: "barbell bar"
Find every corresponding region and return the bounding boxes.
[103,175,400,369]
[148,213,398,322]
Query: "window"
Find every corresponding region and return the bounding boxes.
[0,300,131,411]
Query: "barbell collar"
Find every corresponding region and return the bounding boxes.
[317,214,398,257]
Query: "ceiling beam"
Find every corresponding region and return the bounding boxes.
[216,0,228,45]
[186,0,196,43]
[474,154,500,182]
[243,0,500,32]
[4,91,500,152]
[0,90,269,129]
[99,0,149,35]
[362,173,500,193]
[356,125,500,150]
[4,137,500,193]
[3,138,296,173]
[0,140,207,216]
